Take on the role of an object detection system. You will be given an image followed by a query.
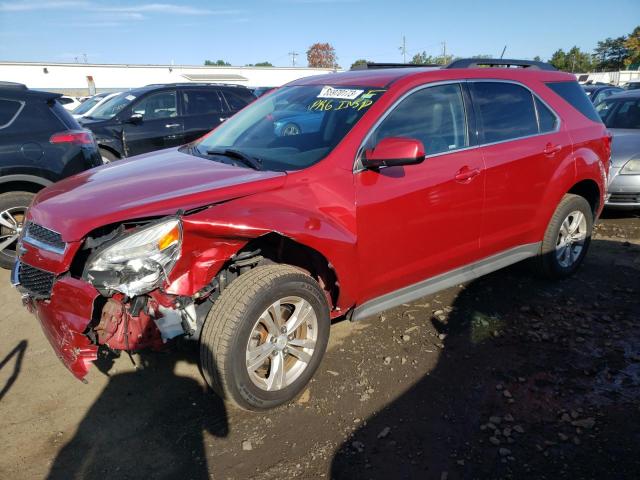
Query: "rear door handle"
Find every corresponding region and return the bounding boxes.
[454,166,481,183]
[543,143,562,156]
[165,123,180,128]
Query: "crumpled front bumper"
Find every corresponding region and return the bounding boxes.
[13,262,100,380]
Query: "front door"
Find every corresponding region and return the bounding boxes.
[123,89,183,156]
[355,82,485,303]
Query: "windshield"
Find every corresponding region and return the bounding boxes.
[193,85,387,171]
[72,94,106,115]
[597,97,640,129]
[89,92,136,120]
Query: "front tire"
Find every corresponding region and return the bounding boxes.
[199,264,330,411]
[99,148,118,164]
[533,194,593,278]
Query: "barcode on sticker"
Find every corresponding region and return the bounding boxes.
[317,86,364,100]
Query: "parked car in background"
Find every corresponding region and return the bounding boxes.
[12,59,610,411]
[622,80,640,91]
[0,82,101,268]
[273,104,324,136]
[582,84,623,104]
[57,95,81,111]
[71,91,120,119]
[251,86,276,97]
[596,90,640,209]
[79,83,255,163]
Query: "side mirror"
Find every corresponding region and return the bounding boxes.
[362,137,425,169]
[126,113,143,124]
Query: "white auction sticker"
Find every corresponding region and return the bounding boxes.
[317,86,364,100]
[125,94,136,101]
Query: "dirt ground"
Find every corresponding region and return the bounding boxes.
[1,211,639,480]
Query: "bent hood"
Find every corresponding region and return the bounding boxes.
[609,129,640,168]
[29,147,286,241]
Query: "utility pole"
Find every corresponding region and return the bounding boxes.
[399,35,406,63]
[289,51,298,67]
[442,41,447,62]
[500,45,507,59]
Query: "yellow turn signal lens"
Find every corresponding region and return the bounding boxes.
[157,225,180,251]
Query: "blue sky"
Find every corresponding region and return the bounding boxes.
[0,0,638,68]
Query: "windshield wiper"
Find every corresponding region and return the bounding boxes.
[205,148,263,170]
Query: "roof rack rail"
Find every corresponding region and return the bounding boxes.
[143,82,249,88]
[0,81,28,90]
[446,58,556,71]
[351,62,439,70]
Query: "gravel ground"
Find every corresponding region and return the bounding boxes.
[0,211,639,480]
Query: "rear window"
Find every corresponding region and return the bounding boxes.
[470,82,538,143]
[182,89,224,115]
[0,98,23,128]
[221,90,252,111]
[546,81,602,123]
[596,97,640,129]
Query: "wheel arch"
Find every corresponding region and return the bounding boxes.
[0,175,51,195]
[97,144,121,159]
[567,178,601,216]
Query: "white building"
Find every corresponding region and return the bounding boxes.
[0,61,338,96]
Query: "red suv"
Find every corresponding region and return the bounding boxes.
[12,59,610,410]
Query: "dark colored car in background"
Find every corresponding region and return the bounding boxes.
[0,82,101,268]
[79,83,256,162]
[582,84,624,104]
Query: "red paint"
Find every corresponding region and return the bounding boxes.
[19,66,609,380]
[96,296,164,351]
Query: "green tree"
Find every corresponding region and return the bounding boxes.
[533,55,543,62]
[204,59,231,66]
[254,61,273,67]
[306,43,337,68]
[594,36,629,70]
[410,51,453,65]
[350,59,369,69]
[550,47,594,72]
[623,26,640,69]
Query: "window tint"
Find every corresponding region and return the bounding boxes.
[600,98,640,129]
[182,89,224,115]
[546,81,601,123]
[369,83,468,156]
[132,91,177,120]
[0,99,22,128]
[58,97,73,105]
[471,82,538,143]
[222,91,250,111]
[9,102,64,133]
[535,97,558,133]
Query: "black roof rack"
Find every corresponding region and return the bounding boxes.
[0,81,28,90]
[351,62,439,70]
[143,82,249,88]
[446,58,556,71]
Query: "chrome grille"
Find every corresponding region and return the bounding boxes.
[17,262,55,298]
[608,192,640,204]
[23,222,66,253]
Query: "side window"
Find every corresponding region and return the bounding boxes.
[546,81,601,123]
[132,91,177,120]
[471,82,538,143]
[221,91,250,111]
[0,98,23,129]
[182,89,224,115]
[534,97,558,133]
[368,83,468,156]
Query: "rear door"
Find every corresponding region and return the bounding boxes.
[123,89,183,156]
[181,88,226,144]
[470,81,573,257]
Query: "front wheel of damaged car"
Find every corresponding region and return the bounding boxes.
[199,264,330,411]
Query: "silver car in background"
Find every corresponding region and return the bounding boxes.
[596,91,640,209]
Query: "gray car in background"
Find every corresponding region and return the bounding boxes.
[596,91,640,209]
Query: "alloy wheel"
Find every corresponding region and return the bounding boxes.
[555,210,587,268]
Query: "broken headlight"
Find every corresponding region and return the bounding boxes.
[84,218,181,297]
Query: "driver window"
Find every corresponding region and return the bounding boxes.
[368,83,468,156]
[132,91,177,120]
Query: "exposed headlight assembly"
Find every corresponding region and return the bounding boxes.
[620,158,640,175]
[85,218,181,297]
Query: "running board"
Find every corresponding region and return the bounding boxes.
[352,242,541,322]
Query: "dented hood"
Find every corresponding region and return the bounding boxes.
[29,147,286,242]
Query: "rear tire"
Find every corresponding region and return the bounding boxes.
[0,191,34,269]
[99,148,118,164]
[532,194,593,279]
[199,264,330,411]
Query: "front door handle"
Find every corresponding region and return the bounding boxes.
[219,117,228,123]
[165,123,180,128]
[543,143,562,156]
[454,166,481,183]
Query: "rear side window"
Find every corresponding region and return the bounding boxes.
[10,101,65,133]
[182,89,224,115]
[597,98,640,129]
[546,81,601,123]
[221,90,252,111]
[471,82,538,143]
[0,98,23,128]
[535,97,558,133]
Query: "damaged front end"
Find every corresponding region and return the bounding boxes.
[14,214,236,380]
